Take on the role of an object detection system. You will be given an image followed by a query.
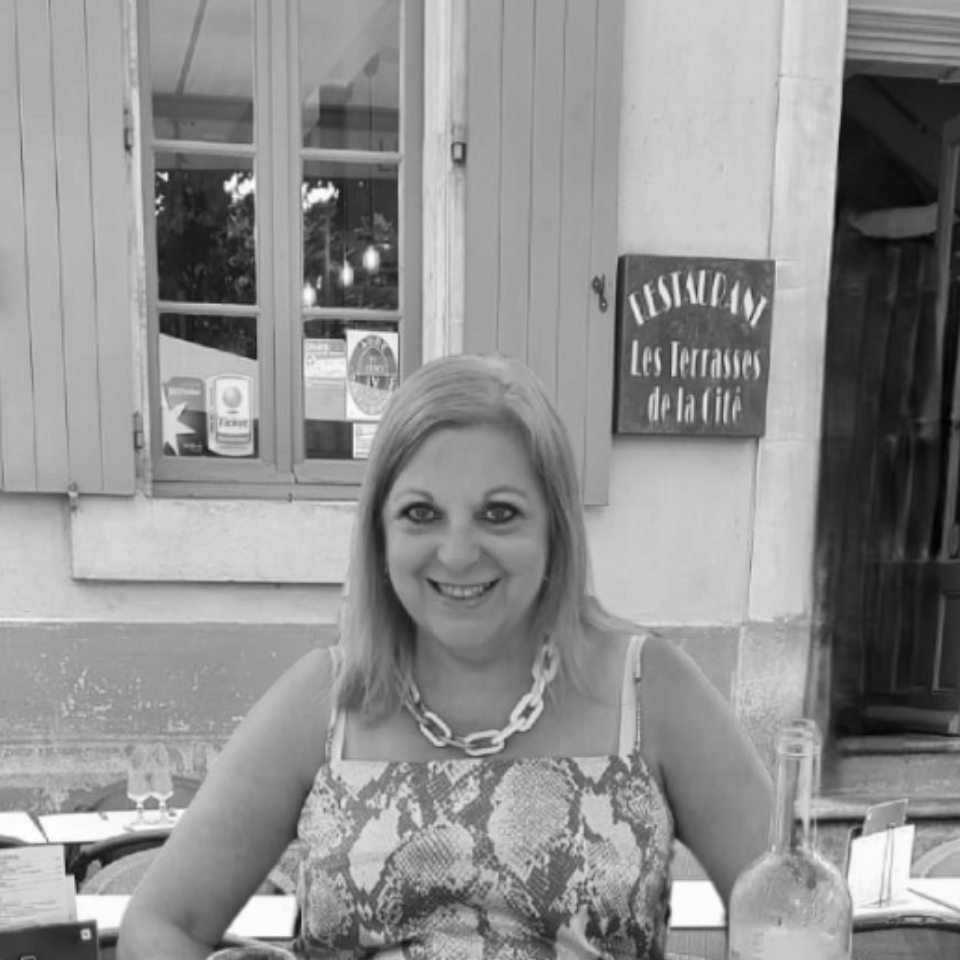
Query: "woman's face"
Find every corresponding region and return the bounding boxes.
[382,425,550,660]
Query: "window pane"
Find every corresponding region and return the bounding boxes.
[300,1,400,152]
[159,313,259,458]
[303,318,399,460]
[302,161,398,310]
[149,0,254,144]
[155,153,256,305]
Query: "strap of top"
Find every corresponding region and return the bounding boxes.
[617,634,647,756]
[325,646,346,763]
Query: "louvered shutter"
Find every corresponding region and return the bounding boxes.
[0,0,134,495]
[463,0,624,506]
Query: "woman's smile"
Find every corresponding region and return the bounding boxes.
[428,578,500,602]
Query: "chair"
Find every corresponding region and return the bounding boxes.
[853,914,960,959]
[70,829,171,890]
[97,928,272,960]
[912,837,960,878]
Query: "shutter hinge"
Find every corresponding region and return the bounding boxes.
[123,104,135,154]
[133,411,145,451]
[451,141,467,165]
[67,484,80,513]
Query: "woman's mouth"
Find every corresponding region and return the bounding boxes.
[428,579,499,601]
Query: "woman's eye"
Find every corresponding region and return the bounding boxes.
[484,504,518,524]
[403,504,437,523]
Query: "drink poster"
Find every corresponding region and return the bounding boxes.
[614,254,775,436]
[345,330,399,421]
[206,374,255,457]
[162,376,206,456]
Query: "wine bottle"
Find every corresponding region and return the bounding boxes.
[728,718,852,960]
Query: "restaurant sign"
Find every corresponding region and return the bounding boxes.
[614,254,775,436]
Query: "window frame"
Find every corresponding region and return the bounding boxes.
[136,0,423,498]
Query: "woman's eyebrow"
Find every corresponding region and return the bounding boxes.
[485,486,529,501]
[388,487,435,501]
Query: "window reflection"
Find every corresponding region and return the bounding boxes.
[300,1,400,152]
[302,161,398,311]
[155,154,256,305]
[149,0,254,144]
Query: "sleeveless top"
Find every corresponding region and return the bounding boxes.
[287,635,674,960]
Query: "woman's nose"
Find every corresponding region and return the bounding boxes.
[436,522,480,570]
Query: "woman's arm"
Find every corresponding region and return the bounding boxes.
[117,646,335,960]
[641,636,773,906]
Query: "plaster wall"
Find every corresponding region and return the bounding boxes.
[0,0,851,803]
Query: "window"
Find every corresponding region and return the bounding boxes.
[139,0,423,496]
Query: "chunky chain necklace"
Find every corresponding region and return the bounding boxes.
[403,640,559,757]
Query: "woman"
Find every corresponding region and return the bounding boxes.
[119,353,772,960]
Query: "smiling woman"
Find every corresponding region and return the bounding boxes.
[118,353,773,960]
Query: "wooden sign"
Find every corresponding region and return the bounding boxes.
[614,254,775,436]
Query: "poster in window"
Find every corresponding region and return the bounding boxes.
[304,339,347,421]
[353,423,378,459]
[206,374,255,457]
[162,376,206,456]
[345,330,399,422]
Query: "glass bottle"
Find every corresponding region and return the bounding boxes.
[727,718,852,960]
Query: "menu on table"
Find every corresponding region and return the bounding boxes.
[0,844,75,931]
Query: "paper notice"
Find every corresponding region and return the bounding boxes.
[847,824,915,907]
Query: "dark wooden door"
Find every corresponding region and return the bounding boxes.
[825,116,960,735]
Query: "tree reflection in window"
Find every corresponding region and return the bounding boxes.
[302,172,398,312]
[155,166,257,306]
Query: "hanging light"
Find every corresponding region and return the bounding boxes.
[302,282,317,307]
[362,243,381,274]
[339,260,355,287]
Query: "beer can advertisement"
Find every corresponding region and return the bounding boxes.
[345,330,399,422]
[206,374,255,457]
[162,376,206,456]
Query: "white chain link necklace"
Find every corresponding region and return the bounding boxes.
[403,640,560,757]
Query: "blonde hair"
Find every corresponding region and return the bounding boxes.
[337,353,632,719]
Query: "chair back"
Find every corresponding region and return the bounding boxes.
[853,913,960,959]
[69,828,171,887]
[911,838,960,878]
[98,928,263,960]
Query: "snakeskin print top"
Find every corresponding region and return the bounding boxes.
[288,635,674,959]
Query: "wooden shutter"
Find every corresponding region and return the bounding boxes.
[0,0,134,495]
[463,0,624,506]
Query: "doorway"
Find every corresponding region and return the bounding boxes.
[821,68,960,737]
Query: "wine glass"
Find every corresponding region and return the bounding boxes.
[149,742,176,823]
[124,743,151,828]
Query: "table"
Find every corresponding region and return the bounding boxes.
[0,812,46,844]
[76,894,299,940]
[666,877,960,931]
[38,811,181,845]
